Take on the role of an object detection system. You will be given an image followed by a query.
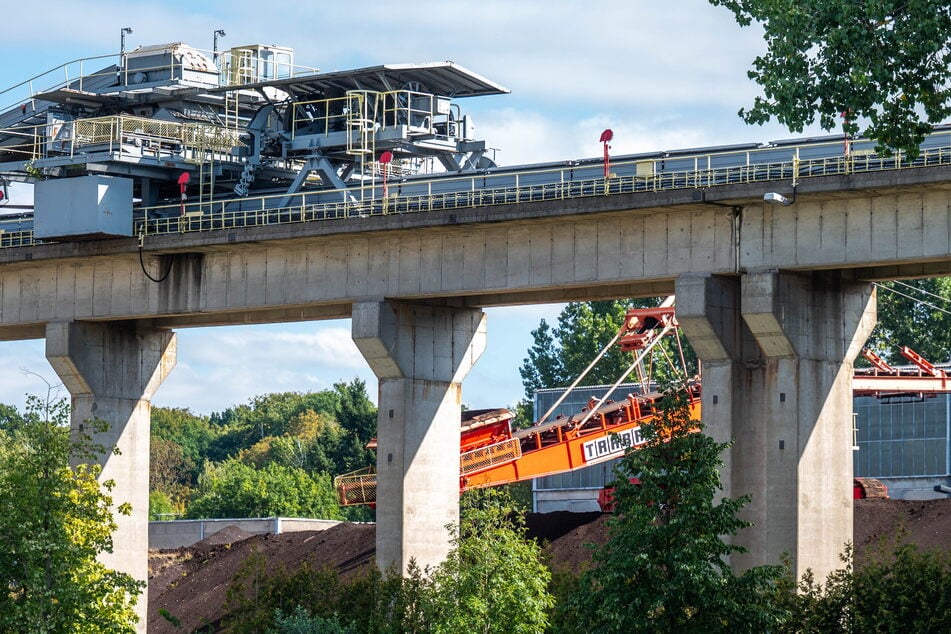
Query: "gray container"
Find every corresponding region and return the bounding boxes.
[34,175,133,239]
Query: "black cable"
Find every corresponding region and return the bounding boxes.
[891,279,951,309]
[875,283,951,317]
[139,245,173,283]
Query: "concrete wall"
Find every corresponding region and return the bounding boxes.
[149,517,344,550]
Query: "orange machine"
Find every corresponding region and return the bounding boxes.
[335,303,698,506]
[335,302,944,507]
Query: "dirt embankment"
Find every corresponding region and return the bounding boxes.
[149,499,951,633]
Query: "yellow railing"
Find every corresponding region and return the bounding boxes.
[73,114,241,153]
[289,89,452,141]
[290,95,358,139]
[0,114,244,163]
[5,130,951,248]
[130,138,950,239]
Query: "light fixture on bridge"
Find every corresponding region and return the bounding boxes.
[213,29,227,64]
[120,27,133,56]
[764,184,797,206]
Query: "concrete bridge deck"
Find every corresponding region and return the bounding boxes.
[2,164,951,341]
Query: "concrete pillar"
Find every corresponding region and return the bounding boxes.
[677,271,875,581]
[46,321,176,632]
[352,301,486,573]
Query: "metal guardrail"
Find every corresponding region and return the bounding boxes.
[334,437,522,506]
[73,115,242,153]
[4,135,951,250]
[0,114,245,164]
[134,140,951,238]
[334,467,377,506]
[0,47,322,115]
[460,438,522,476]
[0,53,118,113]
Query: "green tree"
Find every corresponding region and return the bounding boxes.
[852,543,951,632]
[187,459,343,520]
[775,542,951,633]
[521,301,639,397]
[150,435,196,511]
[711,0,951,157]
[566,388,786,633]
[149,490,177,521]
[428,488,554,634]
[205,383,376,471]
[331,380,377,444]
[0,396,143,633]
[151,406,218,482]
[865,278,951,364]
[0,401,29,433]
[268,606,355,634]
[221,489,551,633]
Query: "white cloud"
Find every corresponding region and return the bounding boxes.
[153,323,374,413]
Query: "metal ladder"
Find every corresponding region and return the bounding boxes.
[345,91,375,158]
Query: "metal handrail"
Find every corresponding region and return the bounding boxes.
[131,140,950,238]
[0,53,117,107]
[4,131,951,249]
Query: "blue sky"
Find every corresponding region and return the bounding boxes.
[0,0,830,415]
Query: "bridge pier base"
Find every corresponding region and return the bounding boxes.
[352,301,486,573]
[677,271,875,581]
[45,321,176,632]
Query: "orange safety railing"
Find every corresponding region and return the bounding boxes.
[460,438,522,476]
[334,466,377,506]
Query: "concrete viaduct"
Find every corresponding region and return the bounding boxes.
[3,164,951,624]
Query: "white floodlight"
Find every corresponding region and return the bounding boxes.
[764,192,791,205]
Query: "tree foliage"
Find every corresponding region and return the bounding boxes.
[774,542,951,633]
[428,488,554,634]
[0,396,143,633]
[268,606,355,634]
[145,381,377,521]
[521,301,642,398]
[0,401,31,434]
[565,388,786,633]
[711,0,951,157]
[187,459,343,520]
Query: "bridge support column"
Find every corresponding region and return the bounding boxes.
[352,301,486,573]
[46,321,176,632]
[677,271,875,581]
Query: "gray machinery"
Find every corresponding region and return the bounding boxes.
[0,42,508,238]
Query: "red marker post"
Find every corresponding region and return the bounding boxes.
[600,129,613,194]
[177,172,191,217]
[841,111,852,156]
[379,151,393,213]
[600,129,613,179]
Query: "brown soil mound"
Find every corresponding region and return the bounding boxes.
[541,513,611,573]
[148,523,374,633]
[194,525,255,548]
[853,498,951,565]
[149,499,951,633]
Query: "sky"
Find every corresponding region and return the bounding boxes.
[0,0,832,416]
